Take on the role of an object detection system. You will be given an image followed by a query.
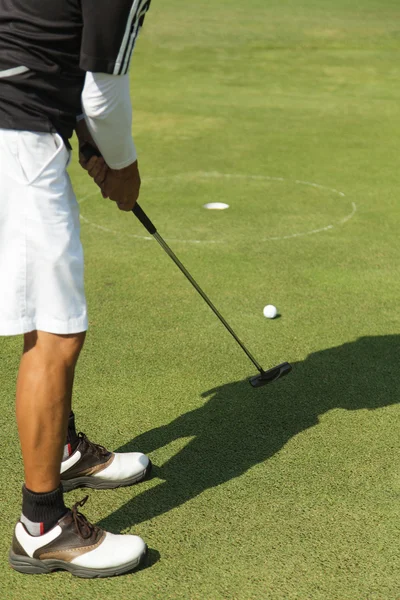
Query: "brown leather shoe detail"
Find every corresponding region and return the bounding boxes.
[75,453,115,477]
[61,433,113,481]
[38,532,106,562]
[32,496,105,563]
[12,534,29,557]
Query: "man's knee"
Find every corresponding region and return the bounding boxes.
[23,330,86,367]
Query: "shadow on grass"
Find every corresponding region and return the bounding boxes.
[98,335,399,531]
[137,548,161,572]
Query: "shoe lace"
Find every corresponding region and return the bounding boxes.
[71,495,97,540]
[78,431,110,460]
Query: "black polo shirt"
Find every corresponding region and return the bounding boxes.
[0,0,150,143]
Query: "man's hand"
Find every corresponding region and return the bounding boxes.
[75,119,109,189]
[85,155,108,189]
[101,161,141,211]
[75,123,140,211]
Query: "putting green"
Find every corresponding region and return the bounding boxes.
[1,0,399,598]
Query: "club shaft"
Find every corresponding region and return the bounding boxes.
[79,143,267,377]
[153,232,264,374]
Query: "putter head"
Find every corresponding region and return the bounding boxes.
[249,362,292,388]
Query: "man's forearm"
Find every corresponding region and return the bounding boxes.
[81,72,137,170]
[75,117,98,149]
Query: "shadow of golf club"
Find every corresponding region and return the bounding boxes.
[98,335,399,532]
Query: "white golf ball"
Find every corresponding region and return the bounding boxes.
[263,304,278,319]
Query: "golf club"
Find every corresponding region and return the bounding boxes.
[81,143,292,387]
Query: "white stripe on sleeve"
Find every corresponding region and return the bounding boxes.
[113,0,141,75]
[121,15,141,75]
[113,0,150,75]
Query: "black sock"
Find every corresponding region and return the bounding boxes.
[64,410,80,458]
[21,485,68,536]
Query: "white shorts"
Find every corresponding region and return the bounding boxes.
[0,129,88,336]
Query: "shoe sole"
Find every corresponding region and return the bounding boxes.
[61,460,152,492]
[9,545,148,578]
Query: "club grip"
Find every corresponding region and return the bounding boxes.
[80,142,101,161]
[79,143,157,235]
[132,204,157,235]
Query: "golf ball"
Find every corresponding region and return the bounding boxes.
[263,304,278,319]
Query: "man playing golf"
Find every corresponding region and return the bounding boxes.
[0,0,152,578]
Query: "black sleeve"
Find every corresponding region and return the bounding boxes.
[80,0,151,75]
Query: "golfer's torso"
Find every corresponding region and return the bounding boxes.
[0,0,84,144]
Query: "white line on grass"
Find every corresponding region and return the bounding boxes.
[77,172,357,244]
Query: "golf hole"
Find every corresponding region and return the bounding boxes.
[203,202,230,210]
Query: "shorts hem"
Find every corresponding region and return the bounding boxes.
[0,317,88,336]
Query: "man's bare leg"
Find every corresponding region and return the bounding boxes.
[16,330,86,493]
[10,329,148,577]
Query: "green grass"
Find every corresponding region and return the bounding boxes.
[1,0,400,598]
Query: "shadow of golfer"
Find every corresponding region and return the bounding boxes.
[98,335,399,531]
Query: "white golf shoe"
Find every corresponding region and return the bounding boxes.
[9,496,147,578]
[61,432,152,492]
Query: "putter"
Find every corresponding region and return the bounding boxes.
[81,143,292,387]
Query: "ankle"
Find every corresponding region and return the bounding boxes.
[64,411,80,458]
[21,484,68,536]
